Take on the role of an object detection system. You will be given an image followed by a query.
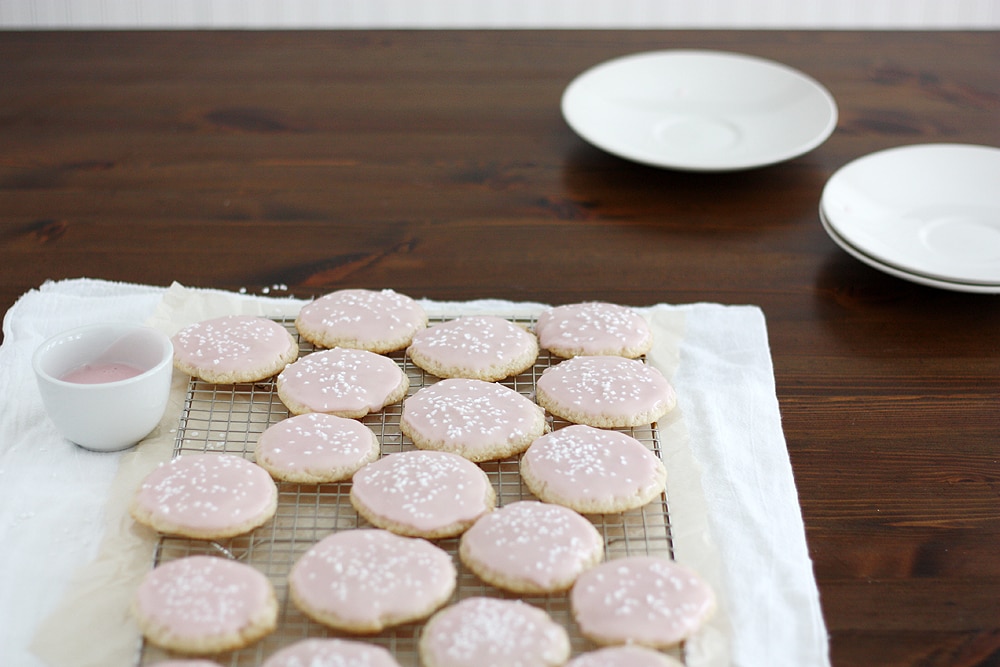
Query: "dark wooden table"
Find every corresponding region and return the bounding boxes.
[2,29,999,666]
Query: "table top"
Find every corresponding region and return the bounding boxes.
[1,29,998,667]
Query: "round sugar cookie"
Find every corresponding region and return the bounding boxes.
[400,378,547,462]
[419,597,570,667]
[407,315,538,381]
[150,662,225,667]
[254,412,380,484]
[295,288,427,353]
[130,454,277,540]
[350,450,495,538]
[171,315,298,384]
[566,646,684,667]
[520,424,666,514]
[276,348,409,418]
[535,302,653,359]
[133,555,278,655]
[289,529,456,633]
[262,638,402,667]
[459,500,604,594]
[535,355,676,428]
[571,556,716,649]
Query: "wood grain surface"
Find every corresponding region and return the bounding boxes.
[1,29,999,666]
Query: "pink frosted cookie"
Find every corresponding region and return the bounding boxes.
[254,412,380,484]
[295,288,427,353]
[289,529,456,633]
[130,454,278,540]
[520,424,667,514]
[262,638,401,667]
[535,302,653,359]
[459,500,604,594]
[133,555,278,654]
[419,597,570,667]
[400,378,547,462]
[535,356,676,428]
[171,315,298,384]
[350,450,495,538]
[566,646,683,667]
[571,556,716,649]
[276,348,409,418]
[407,315,539,381]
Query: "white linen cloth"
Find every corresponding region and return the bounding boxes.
[0,278,829,667]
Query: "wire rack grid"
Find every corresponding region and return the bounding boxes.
[137,315,678,666]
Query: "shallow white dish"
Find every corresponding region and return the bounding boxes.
[32,323,174,451]
[822,143,1000,286]
[820,206,1000,294]
[561,49,838,171]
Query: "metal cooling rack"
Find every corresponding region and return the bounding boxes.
[137,315,678,666]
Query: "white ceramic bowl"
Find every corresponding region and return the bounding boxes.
[32,323,174,452]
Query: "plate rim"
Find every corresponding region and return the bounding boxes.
[820,205,1000,294]
[560,48,839,172]
[820,142,1000,285]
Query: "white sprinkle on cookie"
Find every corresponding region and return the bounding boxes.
[459,500,604,594]
[520,424,666,514]
[535,355,676,428]
[130,453,277,540]
[133,555,277,655]
[254,412,380,484]
[262,638,402,667]
[350,449,495,539]
[571,556,715,649]
[407,315,538,381]
[295,288,427,353]
[419,597,570,667]
[171,315,298,384]
[289,529,456,634]
[535,302,653,359]
[276,348,409,418]
[400,378,547,462]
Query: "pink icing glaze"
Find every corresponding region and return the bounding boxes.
[420,597,569,667]
[460,500,603,590]
[256,413,377,475]
[407,315,537,376]
[350,450,492,532]
[296,289,426,348]
[277,348,405,414]
[261,638,401,667]
[134,555,273,639]
[401,378,543,456]
[571,556,715,648]
[60,361,145,384]
[522,424,665,505]
[535,302,652,357]
[566,645,683,667]
[134,454,276,534]
[536,356,675,423]
[172,315,293,375]
[289,529,455,629]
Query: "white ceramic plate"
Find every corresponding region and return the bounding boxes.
[561,49,838,171]
[820,206,1000,294]
[822,144,1000,286]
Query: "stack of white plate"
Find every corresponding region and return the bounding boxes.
[820,143,1000,293]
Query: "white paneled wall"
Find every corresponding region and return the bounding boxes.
[1,0,998,29]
